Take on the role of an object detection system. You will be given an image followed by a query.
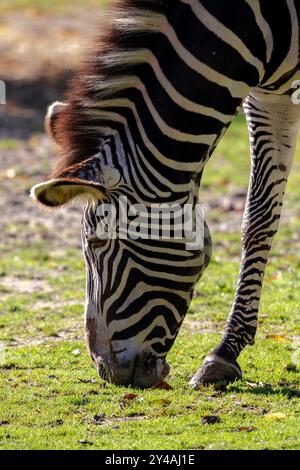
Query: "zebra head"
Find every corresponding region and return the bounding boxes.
[31,102,208,388]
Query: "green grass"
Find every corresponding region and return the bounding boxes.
[0,139,21,151]
[0,115,300,450]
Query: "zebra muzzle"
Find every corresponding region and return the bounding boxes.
[95,353,170,389]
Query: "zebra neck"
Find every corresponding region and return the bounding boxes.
[52,0,277,181]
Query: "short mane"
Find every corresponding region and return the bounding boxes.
[51,0,170,177]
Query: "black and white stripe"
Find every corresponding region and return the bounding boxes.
[32,0,300,387]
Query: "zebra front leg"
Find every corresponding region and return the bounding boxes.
[191,91,300,387]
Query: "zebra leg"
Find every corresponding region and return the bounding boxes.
[190,90,300,387]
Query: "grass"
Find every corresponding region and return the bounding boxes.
[0,139,21,151]
[1,115,300,449]
[0,338,299,450]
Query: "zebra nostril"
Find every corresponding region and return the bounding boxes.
[132,355,170,389]
[99,357,136,387]
[95,353,169,388]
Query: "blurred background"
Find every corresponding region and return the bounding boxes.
[0,1,109,255]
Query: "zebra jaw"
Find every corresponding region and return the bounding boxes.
[189,354,242,389]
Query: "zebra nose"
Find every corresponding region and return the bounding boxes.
[99,354,170,388]
[132,358,170,388]
[109,361,136,387]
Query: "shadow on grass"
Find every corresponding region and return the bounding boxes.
[1,363,49,370]
[229,382,300,399]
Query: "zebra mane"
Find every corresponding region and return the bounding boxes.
[51,0,170,177]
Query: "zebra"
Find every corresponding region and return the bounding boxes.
[31,0,300,388]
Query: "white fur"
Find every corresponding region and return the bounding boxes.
[46,101,67,119]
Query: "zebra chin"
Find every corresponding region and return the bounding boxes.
[95,354,170,389]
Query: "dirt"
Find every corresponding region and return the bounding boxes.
[0,276,51,294]
[0,9,102,251]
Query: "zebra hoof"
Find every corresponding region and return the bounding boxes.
[189,354,242,389]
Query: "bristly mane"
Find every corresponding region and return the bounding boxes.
[51,0,170,178]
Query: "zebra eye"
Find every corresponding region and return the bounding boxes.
[86,235,107,249]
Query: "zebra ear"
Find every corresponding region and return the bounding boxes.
[31,177,107,208]
[31,155,109,208]
[31,149,121,208]
[45,101,68,143]
[30,177,107,208]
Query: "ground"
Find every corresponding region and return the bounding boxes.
[0,1,299,450]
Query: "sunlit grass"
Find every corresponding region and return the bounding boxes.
[1,84,300,448]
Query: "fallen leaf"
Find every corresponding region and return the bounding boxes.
[264,412,286,421]
[122,393,139,401]
[236,426,257,432]
[154,381,173,390]
[202,415,221,425]
[120,393,140,409]
[265,334,293,343]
